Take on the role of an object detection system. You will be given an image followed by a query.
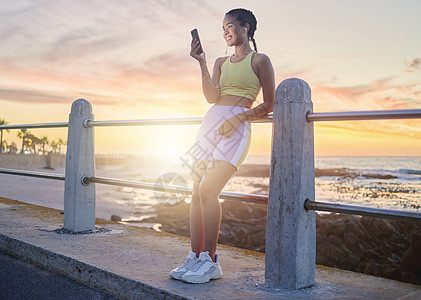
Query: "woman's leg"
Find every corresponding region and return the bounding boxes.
[199,159,237,261]
[190,159,210,257]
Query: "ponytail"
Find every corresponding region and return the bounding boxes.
[251,37,258,52]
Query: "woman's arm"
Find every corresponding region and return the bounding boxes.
[190,39,223,104]
[237,53,275,121]
[200,57,225,104]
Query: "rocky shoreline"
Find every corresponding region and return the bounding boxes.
[235,164,398,179]
[142,201,421,286]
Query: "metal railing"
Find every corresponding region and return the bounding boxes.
[1,80,421,290]
[0,116,273,130]
[0,122,68,130]
[303,107,421,220]
[84,115,273,128]
[304,200,421,223]
[307,109,421,122]
[0,168,65,181]
[0,114,272,206]
[83,176,269,204]
[0,167,268,204]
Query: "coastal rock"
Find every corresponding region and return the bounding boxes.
[148,201,421,285]
[401,232,421,277]
[315,214,421,285]
[110,215,122,221]
[234,165,397,179]
[315,168,358,178]
[362,174,397,179]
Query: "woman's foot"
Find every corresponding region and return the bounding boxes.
[181,251,223,283]
[169,251,199,280]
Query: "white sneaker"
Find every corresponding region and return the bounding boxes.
[169,251,199,280]
[181,251,223,284]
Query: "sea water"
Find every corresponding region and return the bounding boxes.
[241,155,421,211]
[107,156,421,222]
[314,156,421,211]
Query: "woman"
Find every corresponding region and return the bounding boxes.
[170,8,275,284]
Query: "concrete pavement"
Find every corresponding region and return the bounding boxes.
[0,251,117,300]
[1,197,420,299]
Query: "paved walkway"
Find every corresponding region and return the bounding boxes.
[0,251,117,300]
[1,197,420,299]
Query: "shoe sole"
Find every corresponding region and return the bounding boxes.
[181,269,223,284]
[169,274,182,280]
[169,271,186,280]
[170,258,199,280]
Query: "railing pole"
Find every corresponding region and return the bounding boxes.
[265,78,316,289]
[64,99,96,232]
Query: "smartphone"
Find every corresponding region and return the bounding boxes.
[191,28,203,55]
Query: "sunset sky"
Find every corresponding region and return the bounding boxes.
[1,0,420,158]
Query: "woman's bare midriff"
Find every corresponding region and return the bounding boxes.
[214,95,253,109]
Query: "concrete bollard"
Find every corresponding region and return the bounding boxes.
[64,99,96,232]
[265,78,316,289]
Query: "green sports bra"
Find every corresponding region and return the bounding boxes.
[219,51,261,101]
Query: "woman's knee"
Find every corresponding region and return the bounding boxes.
[198,180,218,205]
[191,180,201,204]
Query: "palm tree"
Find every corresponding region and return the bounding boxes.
[50,140,58,153]
[26,134,42,154]
[34,136,43,154]
[17,129,30,154]
[41,136,49,154]
[0,118,9,154]
[27,134,34,153]
[8,142,17,153]
[57,138,65,154]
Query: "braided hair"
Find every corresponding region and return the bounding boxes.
[226,8,258,52]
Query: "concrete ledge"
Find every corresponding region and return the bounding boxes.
[0,235,179,299]
[1,198,420,300]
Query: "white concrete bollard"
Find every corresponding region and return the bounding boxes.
[265,78,316,289]
[64,99,96,232]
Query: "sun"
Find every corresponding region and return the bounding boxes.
[158,143,183,162]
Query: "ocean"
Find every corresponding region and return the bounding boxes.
[103,155,421,222]
[1,155,420,222]
[313,156,421,212]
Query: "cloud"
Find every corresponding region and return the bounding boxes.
[1,1,420,121]
[0,2,42,16]
[317,121,421,140]
[0,0,218,110]
[0,26,22,41]
[0,48,202,109]
[0,87,114,106]
[312,80,385,106]
[45,32,130,65]
[404,58,421,71]
[311,77,421,111]
[311,78,421,140]
[121,51,197,83]
[0,88,72,104]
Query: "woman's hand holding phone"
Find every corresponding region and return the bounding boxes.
[190,29,206,63]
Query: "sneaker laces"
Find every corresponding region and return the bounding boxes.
[191,258,207,272]
[178,257,194,269]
